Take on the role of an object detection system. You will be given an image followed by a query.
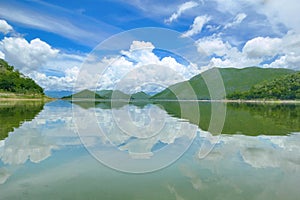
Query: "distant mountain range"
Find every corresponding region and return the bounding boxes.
[62,89,151,100]
[62,67,299,100]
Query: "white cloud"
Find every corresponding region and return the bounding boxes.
[197,32,300,70]
[197,36,232,57]
[182,15,211,38]
[197,35,260,69]
[0,19,13,34]
[0,33,88,91]
[128,40,155,51]
[224,13,247,29]
[165,1,199,24]
[94,40,200,93]
[243,36,282,58]
[0,37,59,72]
[0,51,4,59]
[258,0,300,32]
[29,66,80,91]
[214,0,300,33]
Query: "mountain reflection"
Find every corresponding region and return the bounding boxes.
[0,101,45,140]
[157,101,300,135]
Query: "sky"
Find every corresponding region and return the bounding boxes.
[0,0,300,92]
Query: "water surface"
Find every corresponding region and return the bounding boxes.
[0,100,299,200]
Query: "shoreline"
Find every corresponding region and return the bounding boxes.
[0,97,55,101]
[62,98,300,104]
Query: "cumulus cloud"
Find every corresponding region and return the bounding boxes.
[197,32,300,70]
[197,36,232,57]
[182,15,211,38]
[224,13,247,29]
[0,31,87,91]
[128,40,155,51]
[37,40,199,93]
[0,37,59,72]
[29,66,80,91]
[243,36,282,58]
[93,40,200,93]
[197,35,260,68]
[165,1,199,24]
[0,19,13,34]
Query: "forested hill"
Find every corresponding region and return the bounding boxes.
[0,59,44,95]
[227,72,300,100]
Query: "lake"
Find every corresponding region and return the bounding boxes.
[0,100,299,200]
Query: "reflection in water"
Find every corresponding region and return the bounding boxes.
[0,101,44,140]
[158,101,300,135]
[0,100,299,200]
[73,102,198,172]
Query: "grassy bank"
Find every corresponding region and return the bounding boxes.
[0,92,54,101]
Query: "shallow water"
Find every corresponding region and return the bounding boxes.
[0,100,299,200]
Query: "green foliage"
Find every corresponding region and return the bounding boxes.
[0,59,44,95]
[152,67,295,100]
[130,91,150,100]
[97,90,130,99]
[228,72,300,100]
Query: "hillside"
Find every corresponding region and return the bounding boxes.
[0,59,44,96]
[130,91,150,100]
[152,67,295,100]
[228,72,300,100]
[96,90,130,99]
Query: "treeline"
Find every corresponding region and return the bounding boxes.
[0,59,44,95]
[227,72,300,100]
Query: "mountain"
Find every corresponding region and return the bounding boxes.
[228,72,300,100]
[152,67,296,100]
[0,59,44,96]
[96,90,130,99]
[62,89,103,99]
[130,91,151,100]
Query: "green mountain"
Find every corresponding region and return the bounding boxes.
[152,67,295,100]
[63,89,131,100]
[96,90,130,99]
[228,72,300,100]
[130,91,150,100]
[63,89,103,99]
[0,59,44,95]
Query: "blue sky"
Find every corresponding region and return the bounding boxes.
[0,0,299,92]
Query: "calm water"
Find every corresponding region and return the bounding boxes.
[0,100,299,200]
